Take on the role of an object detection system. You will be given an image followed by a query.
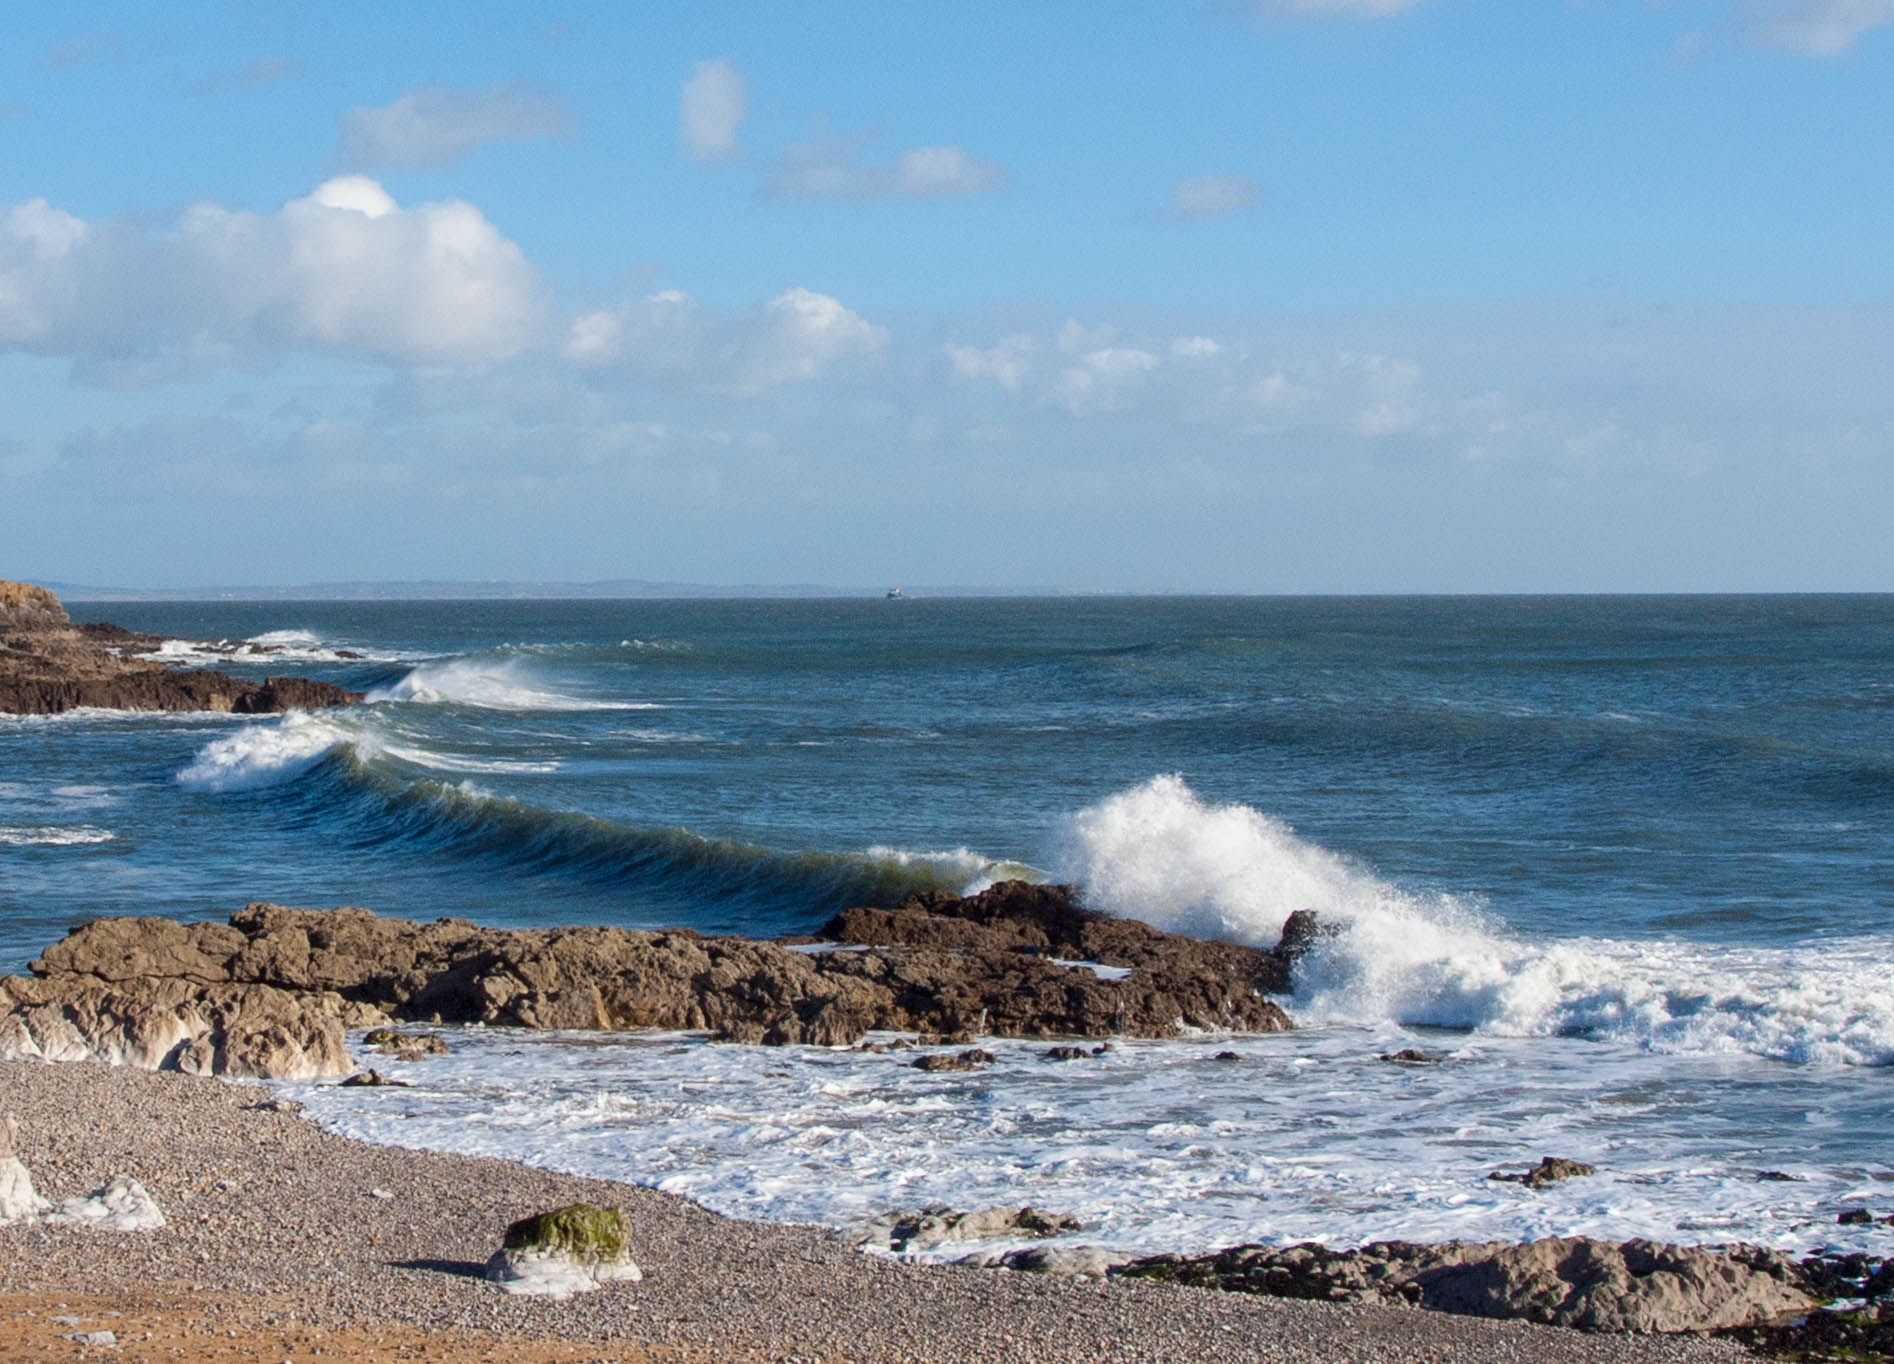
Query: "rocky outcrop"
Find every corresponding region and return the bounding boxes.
[859,1205,1083,1254]
[0,578,360,715]
[1490,1156,1597,1189]
[0,884,1301,1078]
[1116,1236,1816,1333]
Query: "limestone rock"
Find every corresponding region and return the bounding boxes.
[1117,1236,1816,1333]
[0,1114,51,1224]
[485,1204,641,1298]
[47,1175,166,1232]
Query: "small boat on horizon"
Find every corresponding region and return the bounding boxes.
[885,586,905,599]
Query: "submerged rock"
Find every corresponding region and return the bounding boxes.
[0,580,361,716]
[485,1204,641,1298]
[2,884,1306,1078]
[1489,1156,1597,1189]
[1116,1237,1815,1333]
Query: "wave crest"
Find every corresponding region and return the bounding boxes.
[1057,775,1894,1066]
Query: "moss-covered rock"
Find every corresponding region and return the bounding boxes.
[487,1204,641,1298]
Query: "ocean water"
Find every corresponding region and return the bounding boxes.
[3,595,1890,1259]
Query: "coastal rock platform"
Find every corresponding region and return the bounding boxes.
[1,882,1295,1077]
[0,579,360,715]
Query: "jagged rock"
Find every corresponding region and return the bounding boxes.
[1043,1045,1089,1061]
[0,969,352,1080]
[1381,1048,1438,1064]
[860,1204,1083,1253]
[1839,1207,1875,1225]
[1490,1156,1597,1189]
[1117,1237,1815,1333]
[485,1204,641,1299]
[3,885,1306,1077]
[0,579,360,716]
[363,1029,450,1060]
[340,1069,407,1087]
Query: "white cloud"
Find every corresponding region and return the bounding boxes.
[1169,174,1263,222]
[762,124,1008,202]
[946,334,1036,390]
[336,82,570,170]
[566,286,887,395]
[1244,0,1428,18]
[0,178,542,369]
[1049,346,1159,416]
[681,59,747,163]
[1740,0,1894,55]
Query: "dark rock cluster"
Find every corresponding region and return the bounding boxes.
[0,579,361,715]
[1,881,1299,1078]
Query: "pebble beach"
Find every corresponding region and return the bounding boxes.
[0,1060,1758,1364]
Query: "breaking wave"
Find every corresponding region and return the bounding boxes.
[369,658,655,712]
[1055,775,1894,1066]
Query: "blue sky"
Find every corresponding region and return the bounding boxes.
[3,1,1891,592]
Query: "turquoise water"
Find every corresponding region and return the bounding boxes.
[5,595,1891,1255]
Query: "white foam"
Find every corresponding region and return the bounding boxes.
[370,659,644,712]
[0,825,115,846]
[859,846,1043,896]
[137,630,415,666]
[380,744,561,775]
[173,712,359,793]
[1055,775,1894,1067]
[281,1025,1894,1264]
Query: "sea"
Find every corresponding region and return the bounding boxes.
[2,594,1889,1263]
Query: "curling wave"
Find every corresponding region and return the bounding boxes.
[1055,775,1894,1066]
[368,658,655,712]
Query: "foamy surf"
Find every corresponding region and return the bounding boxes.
[173,712,363,793]
[0,825,115,846]
[137,630,417,666]
[369,658,653,712]
[1057,775,1894,1067]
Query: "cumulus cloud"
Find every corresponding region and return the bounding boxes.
[1739,0,1894,55]
[762,124,1008,201]
[681,58,746,163]
[336,82,570,170]
[0,177,542,371]
[566,286,887,395]
[1168,174,1264,222]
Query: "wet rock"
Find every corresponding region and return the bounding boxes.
[1839,1207,1875,1226]
[485,1204,641,1299]
[912,1048,995,1072]
[988,1245,1132,1278]
[1381,1048,1438,1064]
[4,883,1305,1077]
[1043,1045,1090,1061]
[0,580,360,716]
[861,1205,1082,1253]
[1489,1156,1597,1189]
[1118,1237,1815,1333]
[339,1069,407,1088]
[364,1029,450,1060]
[1213,1050,1241,1062]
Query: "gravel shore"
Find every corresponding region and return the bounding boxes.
[1,1059,1753,1364]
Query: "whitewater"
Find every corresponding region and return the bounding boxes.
[3,594,1889,1261]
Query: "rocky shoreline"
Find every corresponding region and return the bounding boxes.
[0,1062,1771,1362]
[0,579,360,715]
[0,881,1296,1078]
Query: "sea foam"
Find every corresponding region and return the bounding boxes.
[1056,775,1894,1066]
[369,658,648,712]
[173,712,360,793]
